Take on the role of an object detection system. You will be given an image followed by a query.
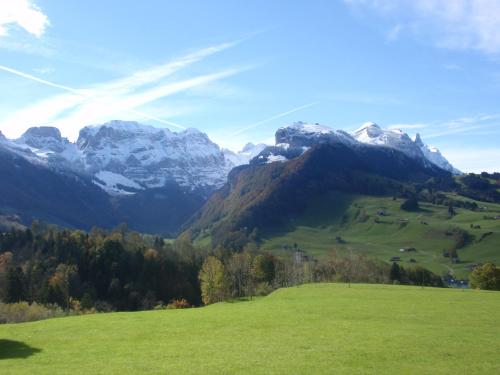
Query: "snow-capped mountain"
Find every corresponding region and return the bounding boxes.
[353,122,424,160]
[353,122,460,173]
[5,121,231,195]
[223,142,267,168]
[0,118,463,235]
[414,133,461,174]
[76,121,229,194]
[14,126,81,170]
[275,121,357,148]
[253,121,459,174]
[19,126,68,153]
[1,119,459,199]
[251,121,358,165]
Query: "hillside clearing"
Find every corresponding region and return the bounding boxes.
[261,193,500,279]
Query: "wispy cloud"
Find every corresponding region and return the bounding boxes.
[388,114,500,140]
[345,0,500,54]
[0,0,49,38]
[230,102,319,136]
[0,41,249,140]
[424,114,500,139]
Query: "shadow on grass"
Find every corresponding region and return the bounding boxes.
[0,339,41,360]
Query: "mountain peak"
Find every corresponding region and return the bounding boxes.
[414,133,424,147]
[18,126,67,153]
[356,122,379,132]
[284,121,333,134]
[21,126,62,140]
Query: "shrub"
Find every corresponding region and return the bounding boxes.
[469,263,500,290]
[0,302,65,324]
[166,299,191,309]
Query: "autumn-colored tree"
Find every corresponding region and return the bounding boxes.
[49,264,78,312]
[199,256,228,305]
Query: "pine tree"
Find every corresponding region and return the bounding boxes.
[4,267,26,303]
[390,262,401,282]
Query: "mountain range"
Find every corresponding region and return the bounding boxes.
[0,120,459,234]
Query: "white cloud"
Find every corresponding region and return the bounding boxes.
[0,41,248,140]
[32,66,54,74]
[0,0,49,38]
[346,0,500,54]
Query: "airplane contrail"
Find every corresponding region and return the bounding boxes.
[0,64,187,130]
[230,102,319,136]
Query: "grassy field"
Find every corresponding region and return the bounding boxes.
[1,283,499,374]
[261,193,500,279]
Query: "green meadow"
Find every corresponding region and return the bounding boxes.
[1,283,499,374]
[261,193,500,279]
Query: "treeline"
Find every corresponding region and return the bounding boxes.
[198,248,445,304]
[0,223,203,312]
[0,221,452,321]
[389,262,444,287]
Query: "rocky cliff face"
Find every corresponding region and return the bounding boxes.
[76,120,229,193]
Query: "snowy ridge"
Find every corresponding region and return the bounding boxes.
[275,121,357,148]
[253,121,459,174]
[353,122,424,160]
[414,134,461,174]
[353,122,459,173]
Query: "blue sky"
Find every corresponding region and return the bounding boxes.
[0,0,499,172]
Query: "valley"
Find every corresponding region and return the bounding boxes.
[1,3,499,374]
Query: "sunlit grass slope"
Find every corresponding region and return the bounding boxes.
[1,284,499,374]
[261,193,500,278]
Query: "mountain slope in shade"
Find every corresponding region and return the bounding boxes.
[0,146,115,229]
[0,143,206,235]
